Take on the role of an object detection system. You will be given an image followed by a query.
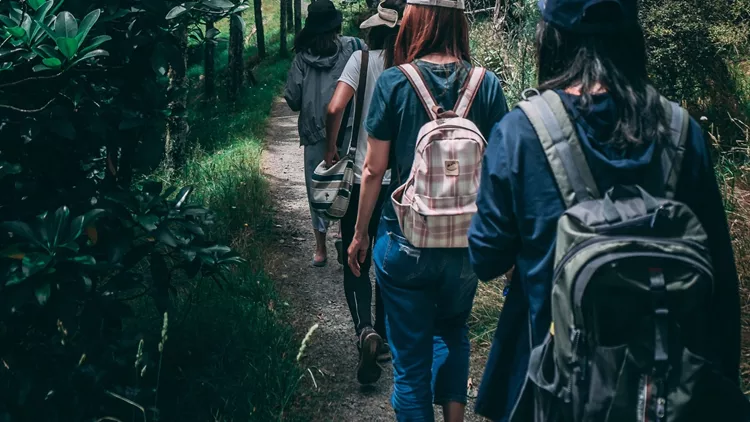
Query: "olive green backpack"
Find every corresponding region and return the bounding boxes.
[509,90,750,422]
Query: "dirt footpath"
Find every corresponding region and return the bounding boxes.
[262,98,488,421]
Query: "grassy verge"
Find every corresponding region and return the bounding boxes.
[132,5,306,421]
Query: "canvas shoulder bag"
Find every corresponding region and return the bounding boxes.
[310,50,369,221]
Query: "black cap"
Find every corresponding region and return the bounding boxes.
[538,0,638,34]
[304,0,343,35]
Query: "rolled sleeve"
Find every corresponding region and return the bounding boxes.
[365,73,396,141]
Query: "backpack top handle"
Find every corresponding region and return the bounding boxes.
[398,63,486,121]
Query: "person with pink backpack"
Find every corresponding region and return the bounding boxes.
[346,0,508,419]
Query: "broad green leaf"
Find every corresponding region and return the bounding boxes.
[32,63,53,72]
[36,44,60,59]
[0,16,17,28]
[175,186,193,208]
[68,48,108,67]
[35,283,51,305]
[75,9,100,47]
[202,0,235,10]
[54,11,77,38]
[0,161,22,179]
[2,221,41,246]
[34,1,54,21]
[78,34,110,55]
[30,2,55,43]
[205,27,220,40]
[22,253,52,277]
[42,57,61,68]
[27,0,46,11]
[31,14,57,41]
[55,36,77,59]
[136,214,159,231]
[45,206,71,250]
[69,255,96,265]
[7,26,26,38]
[153,226,179,248]
[68,209,105,242]
[165,5,188,20]
[20,15,32,41]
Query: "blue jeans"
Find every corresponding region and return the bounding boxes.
[373,216,479,421]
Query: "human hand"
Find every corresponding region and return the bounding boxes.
[325,148,340,168]
[347,231,370,277]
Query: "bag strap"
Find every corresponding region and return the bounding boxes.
[518,90,600,209]
[398,63,440,120]
[658,97,690,199]
[454,67,486,118]
[349,50,369,153]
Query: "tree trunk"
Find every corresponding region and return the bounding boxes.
[286,0,293,33]
[228,13,245,102]
[253,0,266,58]
[279,0,288,57]
[166,26,190,168]
[294,0,301,34]
[204,20,216,99]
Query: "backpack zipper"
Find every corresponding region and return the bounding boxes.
[552,236,710,285]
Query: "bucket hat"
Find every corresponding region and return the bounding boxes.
[406,0,465,10]
[304,0,343,34]
[360,1,401,29]
[538,0,638,34]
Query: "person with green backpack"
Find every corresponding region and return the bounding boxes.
[468,0,747,421]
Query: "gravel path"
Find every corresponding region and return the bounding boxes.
[261,98,488,421]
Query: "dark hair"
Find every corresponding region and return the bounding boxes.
[536,20,668,150]
[365,0,406,68]
[394,5,470,66]
[293,27,342,56]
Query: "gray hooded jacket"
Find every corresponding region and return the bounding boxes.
[284,36,365,146]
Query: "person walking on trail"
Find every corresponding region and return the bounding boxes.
[468,0,742,420]
[347,0,508,418]
[324,0,406,385]
[284,0,366,268]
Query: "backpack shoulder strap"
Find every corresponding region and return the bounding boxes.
[659,97,690,199]
[398,63,439,121]
[454,67,486,118]
[517,90,600,209]
[349,50,369,152]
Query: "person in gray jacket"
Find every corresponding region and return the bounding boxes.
[284,0,365,267]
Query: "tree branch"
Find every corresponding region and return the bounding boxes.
[0,71,66,89]
[0,97,56,113]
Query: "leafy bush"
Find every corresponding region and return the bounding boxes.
[640,0,749,120]
[0,1,250,420]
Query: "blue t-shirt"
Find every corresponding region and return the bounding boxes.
[365,60,509,220]
[468,91,740,421]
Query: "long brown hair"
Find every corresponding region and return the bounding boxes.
[393,5,470,65]
[537,18,668,150]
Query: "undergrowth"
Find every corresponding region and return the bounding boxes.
[129,4,305,421]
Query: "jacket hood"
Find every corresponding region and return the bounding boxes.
[298,43,343,69]
[560,90,654,172]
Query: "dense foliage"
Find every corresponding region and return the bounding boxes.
[0,0,252,420]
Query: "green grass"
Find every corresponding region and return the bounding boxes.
[133,4,307,421]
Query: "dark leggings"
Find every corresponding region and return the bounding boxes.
[341,183,387,341]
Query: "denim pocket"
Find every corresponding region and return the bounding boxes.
[379,228,426,285]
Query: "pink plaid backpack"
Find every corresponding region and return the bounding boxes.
[391,63,487,248]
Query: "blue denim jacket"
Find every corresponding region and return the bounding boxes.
[468,91,740,421]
